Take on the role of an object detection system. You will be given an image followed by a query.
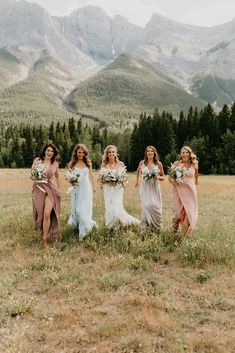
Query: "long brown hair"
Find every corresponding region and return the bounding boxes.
[70,144,91,169]
[39,143,60,163]
[144,146,159,165]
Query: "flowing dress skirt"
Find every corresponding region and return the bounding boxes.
[172,165,198,231]
[140,180,162,231]
[104,184,140,230]
[68,167,96,239]
[32,181,61,240]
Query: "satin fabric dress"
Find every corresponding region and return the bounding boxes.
[172,165,198,231]
[68,167,96,239]
[32,159,61,240]
[103,167,140,230]
[140,166,162,231]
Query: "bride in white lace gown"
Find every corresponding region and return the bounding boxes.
[67,144,97,239]
[100,145,140,231]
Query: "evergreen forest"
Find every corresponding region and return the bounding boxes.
[0,103,235,174]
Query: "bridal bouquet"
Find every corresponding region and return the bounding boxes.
[99,167,127,187]
[168,164,187,182]
[66,169,82,186]
[31,163,48,183]
[142,165,160,181]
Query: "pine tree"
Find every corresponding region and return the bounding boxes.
[21,127,34,167]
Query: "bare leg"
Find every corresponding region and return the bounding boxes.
[42,196,53,245]
[172,217,180,232]
[180,214,190,235]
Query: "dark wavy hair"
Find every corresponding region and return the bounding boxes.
[39,143,60,163]
[70,144,91,169]
[144,146,159,165]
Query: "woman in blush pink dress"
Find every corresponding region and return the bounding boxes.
[31,144,61,245]
[169,146,199,235]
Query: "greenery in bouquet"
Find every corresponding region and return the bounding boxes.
[168,164,188,182]
[141,165,160,181]
[99,167,127,187]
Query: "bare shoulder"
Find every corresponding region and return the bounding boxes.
[172,160,179,167]
[67,161,73,171]
[157,161,163,168]
[118,161,125,168]
[32,157,40,164]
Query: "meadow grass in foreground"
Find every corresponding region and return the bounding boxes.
[0,170,234,353]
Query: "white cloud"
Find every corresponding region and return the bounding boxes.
[181,0,235,27]
[19,0,235,27]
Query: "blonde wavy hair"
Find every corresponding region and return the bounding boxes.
[179,145,198,168]
[101,145,119,166]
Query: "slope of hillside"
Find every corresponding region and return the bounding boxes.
[192,75,235,106]
[0,52,76,124]
[66,53,206,122]
[1,0,234,123]
[0,48,29,89]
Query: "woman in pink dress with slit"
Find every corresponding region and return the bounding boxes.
[31,144,61,245]
[169,146,198,235]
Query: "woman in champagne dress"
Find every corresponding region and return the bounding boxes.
[100,145,140,231]
[135,146,164,232]
[67,144,97,239]
[31,143,61,245]
[169,145,199,235]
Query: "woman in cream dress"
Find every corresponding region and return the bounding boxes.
[100,145,139,231]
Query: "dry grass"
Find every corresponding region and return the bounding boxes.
[0,170,234,353]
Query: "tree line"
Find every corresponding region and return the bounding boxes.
[0,102,234,174]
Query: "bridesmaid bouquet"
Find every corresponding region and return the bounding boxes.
[141,165,160,181]
[168,164,187,182]
[66,170,82,186]
[31,163,48,183]
[99,167,127,187]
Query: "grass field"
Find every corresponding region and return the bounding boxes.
[0,170,234,353]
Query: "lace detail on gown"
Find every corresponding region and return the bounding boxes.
[103,167,140,230]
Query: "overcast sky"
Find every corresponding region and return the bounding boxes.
[22,0,235,27]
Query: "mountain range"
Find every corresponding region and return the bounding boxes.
[0,0,235,123]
